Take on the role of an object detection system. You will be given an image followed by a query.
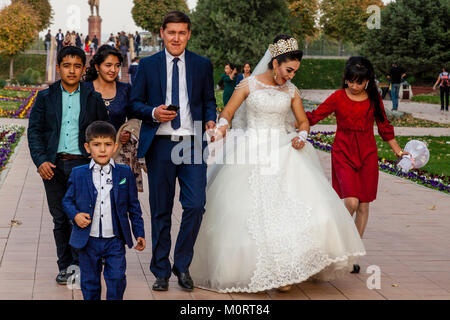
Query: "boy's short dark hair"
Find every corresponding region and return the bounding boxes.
[85,121,117,143]
[132,57,140,63]
[57,46,87,66]
[162,11,191,30]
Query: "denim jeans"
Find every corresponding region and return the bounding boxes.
[391,83,401,110]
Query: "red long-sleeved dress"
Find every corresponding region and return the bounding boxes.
[306,89,395,202]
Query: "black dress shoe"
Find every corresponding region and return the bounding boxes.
[172,267,194,291]
[152,278,169,291]
[351,264,360,274]
[56,269,69,285]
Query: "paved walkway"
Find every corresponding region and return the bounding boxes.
[314,125,450,137]
[301,90,450,124]
[0,129,449,300]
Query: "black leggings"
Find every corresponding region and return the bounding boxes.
[440,86,449,110]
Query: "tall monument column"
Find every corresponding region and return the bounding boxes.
[88,0,102,43]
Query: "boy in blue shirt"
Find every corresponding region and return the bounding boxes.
[28,46,109,285]
[63,121,146,300]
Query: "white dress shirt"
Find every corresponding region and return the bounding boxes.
[89,159,115,238]
[153,49,194,136]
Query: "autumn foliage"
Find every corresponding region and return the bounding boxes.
[132,0,189,34]
[11,0,53,32]
[0,2,40,79]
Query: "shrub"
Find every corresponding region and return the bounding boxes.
[214,59,347,90]
[0,53,46,80]
[0,79,6,88]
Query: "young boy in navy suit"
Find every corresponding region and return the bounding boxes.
[63,121,146,300]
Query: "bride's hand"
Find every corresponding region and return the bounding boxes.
[211,125,227,142]
[292,136,305,150]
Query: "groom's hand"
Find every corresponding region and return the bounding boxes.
[205,121,216,131]
[154,105,177,123]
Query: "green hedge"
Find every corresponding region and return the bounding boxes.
[214,59,345,90]
[0,54,46,80]
[294,59,345,89]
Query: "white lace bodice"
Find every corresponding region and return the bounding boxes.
[232,76,298,132]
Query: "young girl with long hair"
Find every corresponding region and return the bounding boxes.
[307,57,408,273]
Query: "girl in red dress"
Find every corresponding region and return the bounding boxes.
[306,57,407,273]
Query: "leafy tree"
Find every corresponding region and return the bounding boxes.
[361,0,450,84]
[286,0,319,46]
[0,2,40,80]
[131,0,189,48]
[320,0,383,54]
[189,0,291,68]
[12,0,53,31]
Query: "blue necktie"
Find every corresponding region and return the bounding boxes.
[171,57,181,130]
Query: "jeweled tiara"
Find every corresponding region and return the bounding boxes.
[268,38,299,58]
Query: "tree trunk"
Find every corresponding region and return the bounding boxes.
[9,57,14,81]
[338,39,342,56]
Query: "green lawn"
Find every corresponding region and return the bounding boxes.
[0,89,30,98]
[411,95,442,105]
[314,112,450,128]
[215,90,224,112]
[376,136,450,177]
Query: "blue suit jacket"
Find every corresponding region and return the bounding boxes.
[130,49,217,158]
[62,164,145,249]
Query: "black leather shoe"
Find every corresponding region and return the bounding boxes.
[56,269,69,285]
[152,278,169,291]
[351,264,360,274]
[172,267,194,291]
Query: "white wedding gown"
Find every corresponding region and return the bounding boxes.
[190,76,366,293]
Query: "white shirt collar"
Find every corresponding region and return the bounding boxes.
[89,158,116,172]
[165,49,185,64]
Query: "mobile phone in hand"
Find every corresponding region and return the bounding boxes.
[167,105,180,112]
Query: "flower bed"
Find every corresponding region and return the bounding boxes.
[0,124,25,171]
[0,86,41,119]
[308,131,450,194]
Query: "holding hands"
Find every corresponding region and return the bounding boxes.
[292,130,308,150]
[210,118,229,142]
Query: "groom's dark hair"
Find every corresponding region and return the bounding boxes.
[162,11,191,30]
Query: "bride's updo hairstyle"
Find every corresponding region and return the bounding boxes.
[268,35,303,70]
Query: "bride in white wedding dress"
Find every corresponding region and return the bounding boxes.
[190,35,366,293]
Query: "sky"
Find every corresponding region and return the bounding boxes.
[0,0,392,41]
